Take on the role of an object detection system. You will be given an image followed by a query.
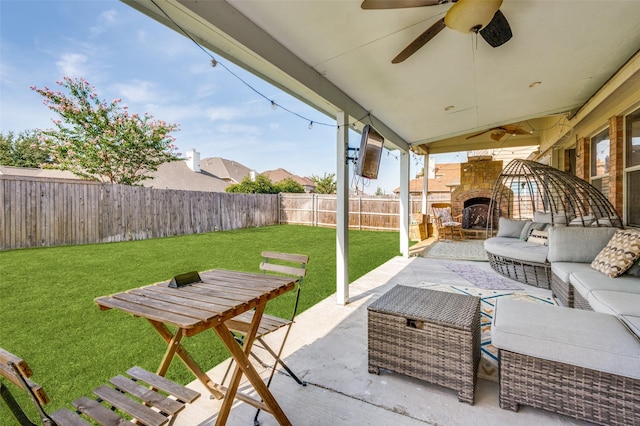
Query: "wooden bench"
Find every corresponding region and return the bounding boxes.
[0,347,200,426]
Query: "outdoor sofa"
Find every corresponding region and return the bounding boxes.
[491,225,640,425]
[483,213,564,288]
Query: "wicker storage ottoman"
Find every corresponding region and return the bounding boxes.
[367,285,481,404]
[493,298,640,426]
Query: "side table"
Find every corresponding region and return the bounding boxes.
[367,285,481,404]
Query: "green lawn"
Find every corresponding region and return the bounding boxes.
[0,225,400,422]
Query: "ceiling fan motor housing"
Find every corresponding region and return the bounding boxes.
[444,0,502,33]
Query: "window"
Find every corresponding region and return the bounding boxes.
[591,128,610,176]
[626,108,640,168]
[626,108,640,227]
[590,128,610,201]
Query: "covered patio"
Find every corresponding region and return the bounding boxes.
[174,247,584,425]
[110,1,639,424]
[123,0,640,304]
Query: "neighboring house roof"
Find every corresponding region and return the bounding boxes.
[142,161,230,192]
[261,168,316,192]
[200,157,252,183]
[394,163,461,194]
[0,166,83,180]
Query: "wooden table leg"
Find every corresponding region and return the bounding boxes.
[213,305,291,426]
[148,320,225,399]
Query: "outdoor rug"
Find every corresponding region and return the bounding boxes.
[443,262,523,290]
[422,240,488,261]
[417,283,557,382]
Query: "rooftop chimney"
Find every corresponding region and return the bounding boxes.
[185,149,201,173]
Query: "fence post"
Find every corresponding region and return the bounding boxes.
[313,193,317,227]
[278,192,281,224]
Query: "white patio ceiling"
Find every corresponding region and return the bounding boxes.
[124,0,640,154]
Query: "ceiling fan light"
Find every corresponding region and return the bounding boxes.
[444,0,502,34]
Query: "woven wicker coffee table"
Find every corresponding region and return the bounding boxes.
[368,285,481,404]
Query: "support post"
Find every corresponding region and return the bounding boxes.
[422,152,429,221]
[336,111,349,305]
[399,150,410,257]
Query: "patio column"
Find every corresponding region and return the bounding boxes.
[422,151,429,218]
[399,150,410,257]
[336,111,349,305]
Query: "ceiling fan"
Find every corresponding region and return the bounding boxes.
[466,125,531,141]
[362,0,512,63]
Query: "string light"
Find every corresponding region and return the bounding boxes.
[308,121,313,130]
[149,0,341,130]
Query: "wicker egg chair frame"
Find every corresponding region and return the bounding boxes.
[485,159,622,288]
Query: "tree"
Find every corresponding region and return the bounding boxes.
[226,174,279,194]
[31,77,180,185]
[0,130,51,167]
[311,172,336,194]
[226,174,305,194]
[276,177,305,193]
[375,187,385,196]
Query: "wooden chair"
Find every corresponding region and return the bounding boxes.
[0,347,200,426]
[431,203,465,241]
[223,251,308,423]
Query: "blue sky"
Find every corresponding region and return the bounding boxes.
[0,0,460,193]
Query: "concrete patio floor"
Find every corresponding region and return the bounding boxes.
[176,244,589,426]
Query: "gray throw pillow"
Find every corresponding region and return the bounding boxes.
[520,221,548,241]
[497,218,529,238]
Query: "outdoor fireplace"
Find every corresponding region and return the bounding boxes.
[451,156,507,237]
[462,198,490,229]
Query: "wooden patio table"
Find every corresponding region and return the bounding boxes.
[94,269,297,426]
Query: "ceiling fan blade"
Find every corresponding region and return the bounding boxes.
[500,125,531,135]
[361,0,450,9]
[480,9,512,47]
[392,17,446,63]
[466,129,493,140]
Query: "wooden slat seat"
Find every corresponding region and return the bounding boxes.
[0,347,200,426]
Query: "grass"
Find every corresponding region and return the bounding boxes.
[0,224,401,422]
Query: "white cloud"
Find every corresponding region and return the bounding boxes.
[112,80,159,104]
[90,9,118,35]
[216,123,262,136]
[207,106,245,122]
[55,53,89,78]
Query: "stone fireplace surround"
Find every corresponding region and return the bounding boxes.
[450,156,507,238]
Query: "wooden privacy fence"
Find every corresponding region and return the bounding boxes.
[278,193,430,230]
[1,176,445,250]
[0,176,279,250]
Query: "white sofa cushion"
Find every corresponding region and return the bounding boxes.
[484,237,548,264]
[570,270,640,300]
[551,262,594,283]
[621,315,640,338]
[588,290,640,317]
[492,298,640,379]
[547,226,618,263]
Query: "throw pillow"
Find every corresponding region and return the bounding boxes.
[533,211,568,225]
[568,215,595,226]
[591,217,619,227]
[520,221,548,240]
[626,259,640,277]
[497,218,529,238]
[433,207,453,224]
[533,211,552,224]
[591,229,640,277]
[527,229,549,245]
